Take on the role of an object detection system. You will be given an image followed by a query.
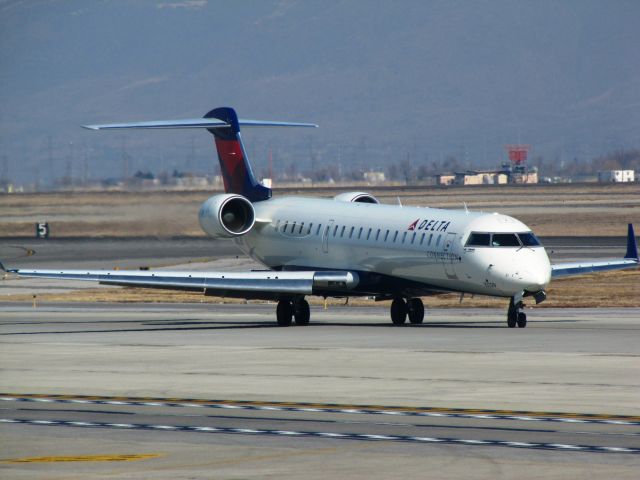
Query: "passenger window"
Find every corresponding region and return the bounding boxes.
[492,233,520,247]
[316,224,322,235]
[367,228,372,240]
[384,230,389,242]
[290,222,297,234]
[393,231,398,242]
[375,229,380,241]
[340,225,346,237]
[308,223,313,234]
[333,225,339,236]
[349,226,354,238]
[518,232,541,246]
[402,232,407,243]
[466,232,491,247]
[299,222,304,234]
[428,233,433,245]
[411,232,417,244]
[282,221,288,233]
[436,235,441,246]
[358,227,363,239]
[420,233,425,245]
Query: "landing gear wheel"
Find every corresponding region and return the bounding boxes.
[507,312,517,328]
[276,299,293,326]
[294,299,310,326]
[390,298,407,325]
[517,312,527,328]
[407,298,425,324]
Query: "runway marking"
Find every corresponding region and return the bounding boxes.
[2,393,638,426]
[2,418,638,454]
[0,453,162,463]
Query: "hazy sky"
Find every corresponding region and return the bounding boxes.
[1,0,638,184]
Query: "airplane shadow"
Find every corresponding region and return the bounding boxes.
[0,318,579,335]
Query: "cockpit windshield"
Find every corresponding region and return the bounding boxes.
[465,232,542,248]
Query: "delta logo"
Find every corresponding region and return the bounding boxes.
[408,218,451,232]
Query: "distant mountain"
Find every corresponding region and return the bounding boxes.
[1,0,639,185]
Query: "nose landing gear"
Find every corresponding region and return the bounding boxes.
[507,297,527,328]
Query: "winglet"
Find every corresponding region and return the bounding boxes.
[0,261,5,272]
[625,223,638,260]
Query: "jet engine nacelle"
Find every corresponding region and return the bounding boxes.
[198,193,255,238]
[333,192,380,204]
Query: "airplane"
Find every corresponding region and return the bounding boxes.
[2,106,638,328]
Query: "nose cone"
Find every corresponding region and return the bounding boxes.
[513,249,552,291]
[518,266,551,291]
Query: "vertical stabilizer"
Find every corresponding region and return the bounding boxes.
[204,107,271,202]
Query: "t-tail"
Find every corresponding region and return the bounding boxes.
[83,107,317,202]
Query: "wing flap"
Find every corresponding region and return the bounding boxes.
[7,268,359,297]
[551,258,638,278]
[551,223,638,278]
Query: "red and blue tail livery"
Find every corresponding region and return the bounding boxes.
[82,106,317,202]
[204,107,271,202]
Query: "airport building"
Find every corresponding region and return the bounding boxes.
[598,170,635,183]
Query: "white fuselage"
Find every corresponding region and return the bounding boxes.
[233,197,551,298]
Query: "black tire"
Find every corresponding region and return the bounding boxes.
[407,297,425,324]
[390,298,407,325]
[507,312,517,328]
[276,300,293,326]
[294,299,310,326]
[517,312,527,328]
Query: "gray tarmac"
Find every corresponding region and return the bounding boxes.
[1,237,639,478]
[1,303,639,479]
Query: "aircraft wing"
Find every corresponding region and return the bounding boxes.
[550,224,638,278]
[0,266,359,300]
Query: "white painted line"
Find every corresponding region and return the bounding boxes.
[360,434,396,440]
[106,423,135,428]
[67,421,97,426]
[457,439,491,444]
[273,430,304,435]
[0,418,20,423]
[191,427,219,432]
[318,432,348,437]
[411,437,445,442]
[151,425,177,430]
[233,428,262,433]
[547,444,583,450]
[32,420,56,424]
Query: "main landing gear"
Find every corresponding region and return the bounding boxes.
[507,297,527,328]
[390,297,425,325]
[276,297,310,326]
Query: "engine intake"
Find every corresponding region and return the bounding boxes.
[199,194,255,238]
[333,192,379,204]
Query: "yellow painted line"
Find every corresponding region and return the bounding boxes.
[3,392,639,422]
[0,453,162,464]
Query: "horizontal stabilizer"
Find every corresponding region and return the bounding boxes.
[83,118,318,130]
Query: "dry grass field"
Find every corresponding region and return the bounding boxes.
[2,183,638,307]
[1,183,638,237]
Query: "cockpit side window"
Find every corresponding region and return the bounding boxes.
[491,233,520,247]
[466,232,491,247]
[518,232,541,246]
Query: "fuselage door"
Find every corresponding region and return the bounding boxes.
[322,220,334,253]
[442,232,458,279]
